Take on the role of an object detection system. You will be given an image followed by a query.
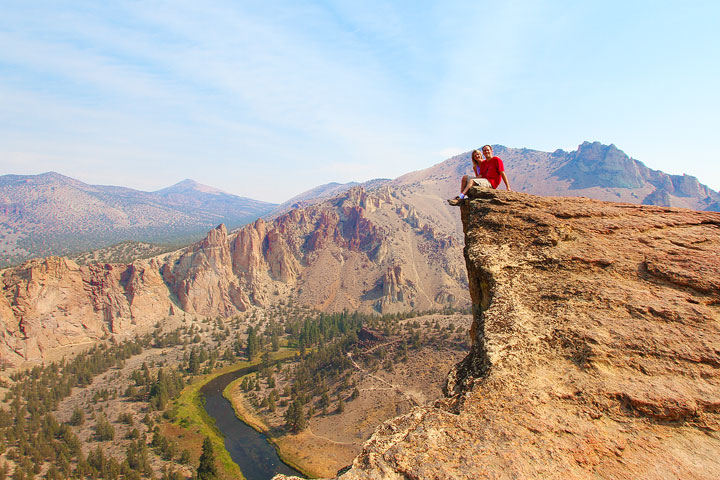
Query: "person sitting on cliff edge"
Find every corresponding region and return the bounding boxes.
[448,145,511,205]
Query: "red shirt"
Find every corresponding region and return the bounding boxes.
[474,156,505,189]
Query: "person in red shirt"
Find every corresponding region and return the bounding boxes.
[448,145,511,205]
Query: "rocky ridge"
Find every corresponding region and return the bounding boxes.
[280,189,720,480]
[0,186,467,365]
[392,142,720,212]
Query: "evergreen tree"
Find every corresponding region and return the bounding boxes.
[283,399,307,433]
[319,392,330,415]
[179,449,192,465]
[188,348,201,374]
[94,415,115,441]
[69,407,85,426]
[196,437,218,480]
[246,328,260,360]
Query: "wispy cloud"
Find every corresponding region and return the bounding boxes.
[1,0,718,198]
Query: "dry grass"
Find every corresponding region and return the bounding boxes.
[224,313,472,477]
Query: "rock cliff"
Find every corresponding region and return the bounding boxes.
[0,256,173,364]
[291,189,720,480]
[0,187,467,365]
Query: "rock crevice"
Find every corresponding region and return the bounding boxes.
[328,189,720,480]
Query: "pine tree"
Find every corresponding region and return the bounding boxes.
[196,437,218,480]
[268,394,276,412]
[283,399,307,433]
[319,392,330,415]
[188,348,201,374]
[94,414,115,441]
[69,407,84,426]
[246,328,260,360]
[179,449,192,465]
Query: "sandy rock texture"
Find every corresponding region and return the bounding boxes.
[0,256,173,364]
[159,186,466,317]
[0,186,467,365]
[287,190,720,480]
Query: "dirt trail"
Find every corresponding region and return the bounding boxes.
[305,426,355,445]
[347,350,421,407]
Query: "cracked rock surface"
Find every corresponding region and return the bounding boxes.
[279,190,720,480]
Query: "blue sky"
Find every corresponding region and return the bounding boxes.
[1,1,718,202]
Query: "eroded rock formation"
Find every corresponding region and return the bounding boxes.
[0,256,173,364]
[299,189,720,480]
[0,187,467,365]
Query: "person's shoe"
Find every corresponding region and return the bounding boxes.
[447,196,461,206]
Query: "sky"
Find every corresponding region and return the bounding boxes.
[1,0,719,202]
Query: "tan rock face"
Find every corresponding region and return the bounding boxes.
[0,257,173,365]
[0,186,468,364]
[161,224,250,316]
[333,190,720,480]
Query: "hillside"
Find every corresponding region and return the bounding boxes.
[272,178,390,217]
[3,141,716,269]
[0,186,467,365]
[294,189,720,480]
[2,141,719,367]
[391,141,720,212]
[0,173,277,266]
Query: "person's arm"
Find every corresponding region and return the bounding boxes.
[500,171,511,191]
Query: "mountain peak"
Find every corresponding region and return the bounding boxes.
[0,171,86,188]
[555,141,644,189]
[156,179,227,195]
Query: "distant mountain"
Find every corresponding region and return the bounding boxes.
[0,172,277,266]
[1,141,718,364]
[274,179,390,215]
[153,178,275,219]
[0,186,468,364]
[392,142,720,212]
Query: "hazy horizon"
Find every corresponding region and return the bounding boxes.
[1,1,718,202]
[4,138,718,206]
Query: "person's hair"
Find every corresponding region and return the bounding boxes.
[482,145,492,151]
[471,149,482,165]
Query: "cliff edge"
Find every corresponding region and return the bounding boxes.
[282,190,720,479]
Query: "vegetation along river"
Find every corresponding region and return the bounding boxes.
[200,366,305,480]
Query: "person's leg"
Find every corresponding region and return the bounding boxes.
[460,175,469,193]
[461,178,474,196]
[462,178,490,196]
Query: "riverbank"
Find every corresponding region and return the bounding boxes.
[224,375,358,479]
[212,314,471,479]
[169,349,298,480]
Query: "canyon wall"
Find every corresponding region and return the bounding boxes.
[306,189,720,480]
[0,187,466,365]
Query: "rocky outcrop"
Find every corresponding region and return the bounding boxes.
[307,190,720,480]
[555,142,719,204]
[556,142,646,189]
[161,224,250,316]
[0,187,467,365]
[375,266,410,313]
[0,256,173,365]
